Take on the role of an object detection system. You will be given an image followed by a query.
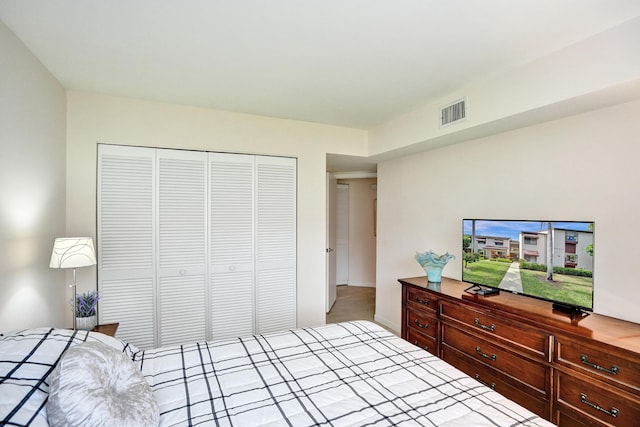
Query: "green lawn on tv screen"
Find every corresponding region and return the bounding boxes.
[462,259,592,308]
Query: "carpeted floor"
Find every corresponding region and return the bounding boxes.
[326,285,397,334]
[326,285,375,324]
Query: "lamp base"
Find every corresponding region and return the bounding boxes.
[71,268,77,330]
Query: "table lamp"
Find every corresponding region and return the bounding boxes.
[50,237,97,330]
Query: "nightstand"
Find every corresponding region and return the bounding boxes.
[91,323,119,337]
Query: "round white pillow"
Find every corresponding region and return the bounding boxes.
[47,341,159,427]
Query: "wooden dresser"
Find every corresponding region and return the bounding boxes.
[399,276,640,426]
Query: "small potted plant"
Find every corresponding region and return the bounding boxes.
[72,290,99,330]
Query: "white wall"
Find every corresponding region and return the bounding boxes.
[337,178,377,287]
[0,20,67,332]
[369,17,640,160]
[375,99,640,332]
[65,91,368,329]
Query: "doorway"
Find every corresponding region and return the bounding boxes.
[326,175,377,320]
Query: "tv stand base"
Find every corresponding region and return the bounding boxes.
[552,303,589,320]
[464,283,500,296]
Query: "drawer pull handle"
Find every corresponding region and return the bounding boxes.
[414,319,429,330]
[580,354,620,375]
[474,374,496,390]
[580,393,619,418]
[415,296,430,305]
[413,340,428,351]
[475,346,496,361]
[474,318,496,332]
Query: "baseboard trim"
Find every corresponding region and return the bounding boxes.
[374,314,400,335]
[347,282,376,288]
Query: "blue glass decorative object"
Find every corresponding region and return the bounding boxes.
[415,250,455,283]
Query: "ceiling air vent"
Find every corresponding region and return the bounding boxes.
[440,97,467,127]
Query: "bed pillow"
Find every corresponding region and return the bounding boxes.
[47,341,159,427]
[89,331,140,360]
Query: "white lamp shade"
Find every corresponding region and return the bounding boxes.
[50,237,97,269]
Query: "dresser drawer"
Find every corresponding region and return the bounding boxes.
[555,336,640,393]
[442,345,549,419]
[442,325,548,394]
[406,307,437,339]
[440,300,551,360]
[555,370,640,426]
[406,327,437,355]
[406,286,437,313]
[555,409,598,427]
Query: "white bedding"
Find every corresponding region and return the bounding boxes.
[1,321,553,426]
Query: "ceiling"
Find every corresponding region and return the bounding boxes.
[2,1,639,171]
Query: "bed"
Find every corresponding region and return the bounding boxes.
[1,321,553,426]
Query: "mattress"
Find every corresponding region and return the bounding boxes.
[1,321,553,426]
[136,321,551,426]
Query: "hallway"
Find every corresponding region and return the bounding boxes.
[326,285,375,324]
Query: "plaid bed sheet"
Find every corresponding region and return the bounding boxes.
[136,321,553,426]
[1,322,553,426]
[0,328,138,426]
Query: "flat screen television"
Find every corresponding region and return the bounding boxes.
[462,219,594,315]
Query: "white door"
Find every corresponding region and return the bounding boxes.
[326,173,337,312]
[209,153,255,340]
[99,145,297,347]
[336,184,349,285]
[255,156,297,334]
[98,144,156,350]
[156,149,208,347]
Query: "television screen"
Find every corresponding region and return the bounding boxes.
[462,219,594,311]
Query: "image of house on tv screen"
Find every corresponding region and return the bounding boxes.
[462,219,594,310]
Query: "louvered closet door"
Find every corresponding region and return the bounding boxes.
[98,145,156,350]
[255,156,297,334]
[156,149,208,347]
[209,153,255,340]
